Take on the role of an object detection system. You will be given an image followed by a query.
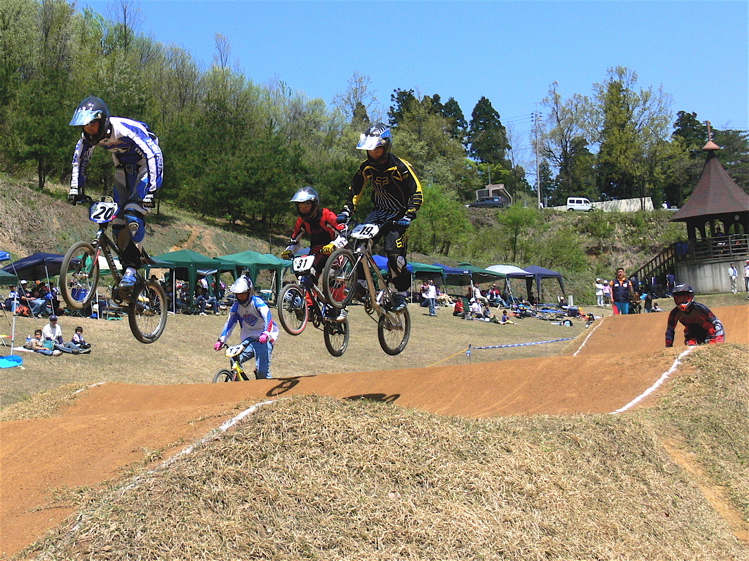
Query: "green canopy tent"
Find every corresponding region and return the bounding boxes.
[218,250,292,304]
[0,270,19,285]
[457,262,507,284]
[150,249,235,310]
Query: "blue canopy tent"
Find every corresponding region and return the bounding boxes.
[0,251,10,262]
[2,252,65,282]
[371,256,444,301]
[507,265,566,304]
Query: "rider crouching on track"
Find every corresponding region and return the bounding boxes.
[336,123,423,312]
[214,276,279,379]
[68,96,163,291]
[665,284,725,348]
[281,186,347,320]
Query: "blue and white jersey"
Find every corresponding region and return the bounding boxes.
[71,117,163,199]
[220,295,279,344]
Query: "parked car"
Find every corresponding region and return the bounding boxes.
[467,196,504,208]
[566,197,593,212]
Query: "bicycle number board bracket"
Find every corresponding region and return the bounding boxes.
[350,223,380,240]
[292,255,315,274]
[89,201,119,224]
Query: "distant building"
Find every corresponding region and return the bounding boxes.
[475,184,512,206]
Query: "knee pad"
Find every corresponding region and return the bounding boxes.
[123,209,146,243]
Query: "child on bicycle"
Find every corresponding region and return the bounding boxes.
[336,123,423,311]
[214,276,279,379]
[281,186,347,320]
[68,96,163,290]
[665,284,725,347]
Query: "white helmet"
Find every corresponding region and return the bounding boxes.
[229,276,253,301]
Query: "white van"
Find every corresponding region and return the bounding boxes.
[566,197,593,212]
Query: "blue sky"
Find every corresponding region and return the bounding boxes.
[81,0,748,161]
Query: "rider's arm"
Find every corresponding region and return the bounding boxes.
[399,158,423,219]
[342,163,367,214]
[664,309,678,347]
[695,303,725,343]
[70,138,95,190]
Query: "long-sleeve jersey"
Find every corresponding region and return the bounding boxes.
[290,208,344,250]
[344,153,423,221]
[220,296,279,345]
[71,117,163,199]
[665,302,725,347]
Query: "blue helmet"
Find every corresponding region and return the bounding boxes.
[69,96,110,144]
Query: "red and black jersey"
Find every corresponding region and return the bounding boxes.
[665,302,725,347]
[290,208,343,249]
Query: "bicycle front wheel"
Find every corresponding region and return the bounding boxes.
[128,279,168,344]
[213,369,234,383]
[378,307,411,355]
[324,317,349,357]
[60,241,100,310]
[322,248,357,309]
[278,284,308,335]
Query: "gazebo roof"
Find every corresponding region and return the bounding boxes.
[671,148,749,222]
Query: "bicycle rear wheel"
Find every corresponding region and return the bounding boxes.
[60,241,100,310]
[213,369,234,383]
[378,307,411,355]
[321,248,357,309]
[324,317,349,357]
[128,279,168,344]
[278,284,308,335]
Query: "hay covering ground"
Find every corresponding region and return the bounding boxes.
[27,393,745,560]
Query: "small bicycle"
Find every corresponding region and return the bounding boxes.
[60,196,168,344]
[322,221,411,355]
[277,254,349,357]
[212,343,258,382]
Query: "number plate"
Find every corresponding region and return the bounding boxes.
[292,255,315,274]
[89,201,119,224]
[350,223,380,240]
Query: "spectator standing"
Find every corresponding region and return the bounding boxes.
[665,272,675,295]
[744,260,749,298]
[594,278,605,307]
[601,280,611,307]
[728,263,738,294]
[610,268,634,315]
[425,279,437,317]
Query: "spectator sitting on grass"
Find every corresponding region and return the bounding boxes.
[26,329,61,356]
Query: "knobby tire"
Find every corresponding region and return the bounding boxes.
[60,241,100,309]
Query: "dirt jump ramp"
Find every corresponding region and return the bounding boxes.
[1,305,746,557]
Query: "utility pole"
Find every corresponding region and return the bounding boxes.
[532,110,541,208]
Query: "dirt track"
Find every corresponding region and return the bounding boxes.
[1,305,747,558]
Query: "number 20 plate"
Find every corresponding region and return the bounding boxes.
[89,201,119,224]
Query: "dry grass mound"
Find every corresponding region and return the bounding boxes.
[27,394,744,560]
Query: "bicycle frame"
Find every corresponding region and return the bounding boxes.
[349,230,399,322]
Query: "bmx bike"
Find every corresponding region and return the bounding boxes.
[277,254,349,357]
[213,343,258,382]
[321,222,411,355]
[59,197,168,344]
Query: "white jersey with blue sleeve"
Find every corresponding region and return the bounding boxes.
[219,296,279,345]
[71,117,163,199]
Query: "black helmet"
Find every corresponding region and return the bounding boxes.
[357,122,391,160]
[290,186,319,220]
[69,96,110,144]
[672,284,695,312]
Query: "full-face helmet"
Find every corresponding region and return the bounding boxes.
[672,284,695,312]
[357,122,391,161]
[229,276,253,304]
[69,96,110,144]
[290,186,319,220]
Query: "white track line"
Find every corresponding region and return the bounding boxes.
[610,348,694,415]
[572,317,604,356]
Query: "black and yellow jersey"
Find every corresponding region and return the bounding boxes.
[345,153,423,220]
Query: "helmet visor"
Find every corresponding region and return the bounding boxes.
[69,108,102,127]
[357,133,383,151]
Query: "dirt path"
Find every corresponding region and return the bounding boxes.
[1,306,747,558]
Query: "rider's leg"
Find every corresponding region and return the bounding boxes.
[247,339,273,379]
[112,169,150,287]
[384,226,410,310]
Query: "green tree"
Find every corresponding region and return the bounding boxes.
[467,96,509,165]
[408,183,471,255]
[496,203,542,262]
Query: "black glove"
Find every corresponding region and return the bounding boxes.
[142,193,155,208]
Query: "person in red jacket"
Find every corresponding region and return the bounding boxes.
[665,284,725,347]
